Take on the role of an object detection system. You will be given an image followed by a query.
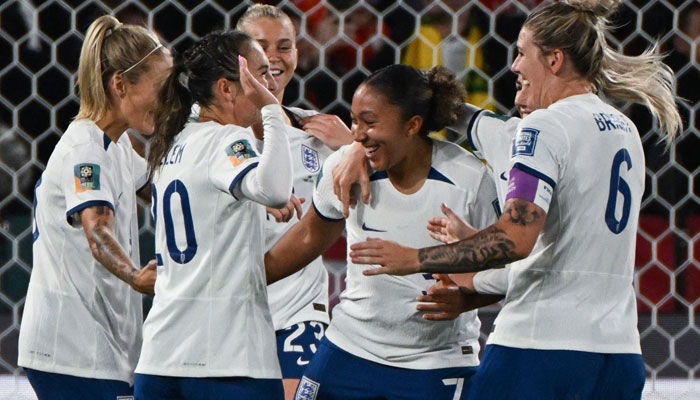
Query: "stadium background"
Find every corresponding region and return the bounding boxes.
[0,0,698,398]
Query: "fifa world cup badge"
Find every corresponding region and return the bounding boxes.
[73,163,101,192]
[226,139,257,167]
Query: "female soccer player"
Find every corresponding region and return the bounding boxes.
[17,15,169,399]
[236,5,352,398]
[266,64,498,400]
[345,1,682,398]
[134,30,292,399]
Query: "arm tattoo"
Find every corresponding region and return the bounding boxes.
[418,199,543,273]
[504,200,543,227]
[89,219,136,286]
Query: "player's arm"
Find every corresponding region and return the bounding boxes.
[79,206,156,295]
[352,197,545,275]
[417,273,504,321]
[265,205,345,284]
[331,142,370,218]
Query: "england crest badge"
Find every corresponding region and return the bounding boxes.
[73,163,100,192]
[302,144,320,173]
[295,376,320,400]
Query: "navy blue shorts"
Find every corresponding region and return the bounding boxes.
[467,344,645,400]
[134,373,284,400]
[276,321,327,379]
[24,368,133,399]
[295,337,477,400]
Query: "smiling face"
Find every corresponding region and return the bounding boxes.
[514,75,535,118]
[119,53,172,135]
[511,27,551,111]
[242,16,298,102]
[350,84,417,172]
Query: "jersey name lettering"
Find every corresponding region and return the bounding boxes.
[593,112,632,133]
[161,143,186,165]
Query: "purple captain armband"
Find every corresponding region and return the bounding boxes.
[505,164,554,212]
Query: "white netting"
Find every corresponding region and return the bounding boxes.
[0,0,698,394]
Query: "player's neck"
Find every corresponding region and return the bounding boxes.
[542,76,593,108]
[95,111,127,143]
[387,138,433,195]
[199,104,233,126]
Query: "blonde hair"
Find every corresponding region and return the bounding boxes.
[524,0,682,146]
[76,15,166,122]
[236,4,295,34]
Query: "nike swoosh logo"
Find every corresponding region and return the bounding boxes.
[500,172,507,181]
[296,356,310,366]
[361,222,386,232]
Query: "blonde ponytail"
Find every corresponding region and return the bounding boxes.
[597,46,681,146]
[76,15,120,122]
[76,15,166,122]
[525,0,682,147]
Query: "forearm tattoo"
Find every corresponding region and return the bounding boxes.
[89,208,135,285]
[418,199,543,273]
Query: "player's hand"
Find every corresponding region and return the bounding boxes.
[350,238,420,276]
[267,195,305,222]
[132,259,157,296]
[301,114,353,150]
[238,55,278,109]
[332,142,370,218]
[417,274,466,321]
[427,203,478,244]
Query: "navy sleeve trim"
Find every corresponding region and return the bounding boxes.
[312,201,344,222]
[228,161,260,200]
[465,109,486,152]
[66,200,115,225]
[512,162,557,189]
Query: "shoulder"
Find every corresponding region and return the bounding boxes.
[432,140,489,182]
[63,119,109,151]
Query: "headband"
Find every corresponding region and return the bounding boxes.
[122,44,164,74]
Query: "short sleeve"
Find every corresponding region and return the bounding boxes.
[311,146,346,221]
[506,110,569,213]
[63,143,117,225]
[470,111,521,164]
[473,268,509,295]
[209,128,262,198]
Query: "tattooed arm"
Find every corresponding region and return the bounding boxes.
[79,206,157,295]
[352,198,546,276]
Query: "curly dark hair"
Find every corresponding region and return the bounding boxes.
[362,64,466,136]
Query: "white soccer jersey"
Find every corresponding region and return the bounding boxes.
[261,109,333,331]
[453,109,522,210]
[18,119,146,384]
[486,93,643,354]
[453,109,522,294]
[135,115,282,379]
[314,140,498,370]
